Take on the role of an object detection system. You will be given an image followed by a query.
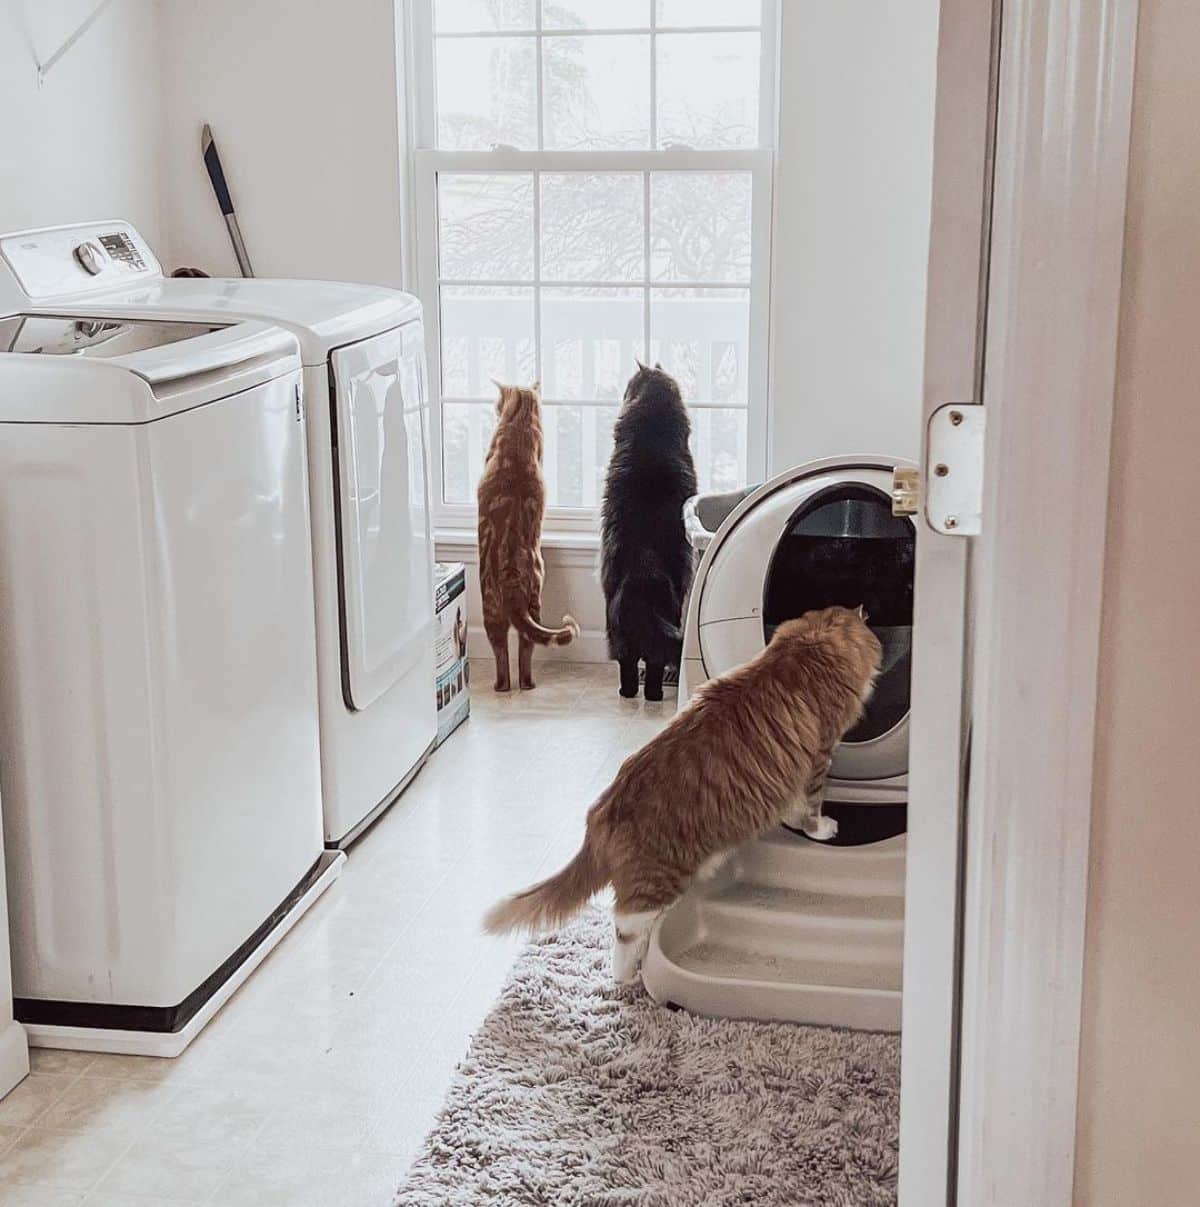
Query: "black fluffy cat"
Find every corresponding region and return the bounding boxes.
[601,364,698,700]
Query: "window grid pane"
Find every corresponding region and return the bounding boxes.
[433,9,763,152]
[439,285,536,398]
[541,0,651,30]
[540,172,644,281]
[650,287,751,404]
[656,33,761,150]
[543,35,652,150]
[436,38,538,149]
[650,171,753,283]
[656,0,762,29]
[436,0,536,33]
[541,287,645,401]
[438,173,535,280]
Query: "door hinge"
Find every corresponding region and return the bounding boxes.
[294,383,303,422]
[924,403,986,535]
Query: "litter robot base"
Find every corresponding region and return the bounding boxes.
[642,829,904,1033]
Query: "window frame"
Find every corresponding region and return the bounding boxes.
[409,0,779,532]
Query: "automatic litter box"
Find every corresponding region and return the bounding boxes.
[642,456,914,1031]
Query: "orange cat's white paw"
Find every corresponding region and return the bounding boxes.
[612,909,658,984]
[802,814,839,842]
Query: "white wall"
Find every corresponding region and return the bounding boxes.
[0,0,165,246]
[767,3,939,472]
[158,0,408,286]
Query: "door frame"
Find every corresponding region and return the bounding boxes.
[900,0,1140,1203]
[955,0,1139,1201]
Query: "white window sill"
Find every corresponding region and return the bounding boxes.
[435,527,600,552]
[435,528,601,568]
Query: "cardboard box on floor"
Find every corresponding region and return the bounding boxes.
[434,562,470,745]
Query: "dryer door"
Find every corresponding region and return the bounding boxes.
[697,466,913,785]
[330,323,434,710]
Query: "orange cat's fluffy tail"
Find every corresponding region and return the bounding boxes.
[483,837,606,935]
[512,609,580,647]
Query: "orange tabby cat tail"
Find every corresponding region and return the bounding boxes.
[512,609,580,647]
[483,838,605,935]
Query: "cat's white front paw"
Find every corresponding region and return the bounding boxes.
[801,814,839,842]
[612,909,658,984]
[611,938,644,984]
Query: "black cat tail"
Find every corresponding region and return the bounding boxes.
[606,580,625,632]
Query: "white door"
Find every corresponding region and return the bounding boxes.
[912,0,1138,1201]
[898,1,997,1202]
[330,323,435,711]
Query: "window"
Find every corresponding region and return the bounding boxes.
[412,0,776,526]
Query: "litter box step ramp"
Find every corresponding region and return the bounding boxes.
[642,832,905,1033]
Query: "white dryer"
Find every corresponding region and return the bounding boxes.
[643,456,914,1031]
[1,222,438,847]
[0,264,342,1054]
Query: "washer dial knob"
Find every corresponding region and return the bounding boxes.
[73,241,107,275]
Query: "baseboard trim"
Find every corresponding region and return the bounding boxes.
[436,537,599,571]
[0,1018,29,1099]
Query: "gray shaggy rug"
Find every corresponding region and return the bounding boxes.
[394,909,900,1206]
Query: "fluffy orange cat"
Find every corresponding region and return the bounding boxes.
[484,606,881,981]
[477,383,578,692]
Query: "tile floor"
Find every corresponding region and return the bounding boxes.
[0,662,673,1206]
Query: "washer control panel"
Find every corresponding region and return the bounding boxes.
[0,221,161,307]
[98,231,147,272]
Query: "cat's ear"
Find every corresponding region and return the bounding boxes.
[530,380,541,396]
[634,358,647,372]
[492,379,506,412]
[856,604,869,621]
[654,361,663,370]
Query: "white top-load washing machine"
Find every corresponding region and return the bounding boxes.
[643,456,914,1032]
[0,222,438,847]
[0,242,343,1055]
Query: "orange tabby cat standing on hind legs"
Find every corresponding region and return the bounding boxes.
[477,383,579,692]
[484,606,882,982]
